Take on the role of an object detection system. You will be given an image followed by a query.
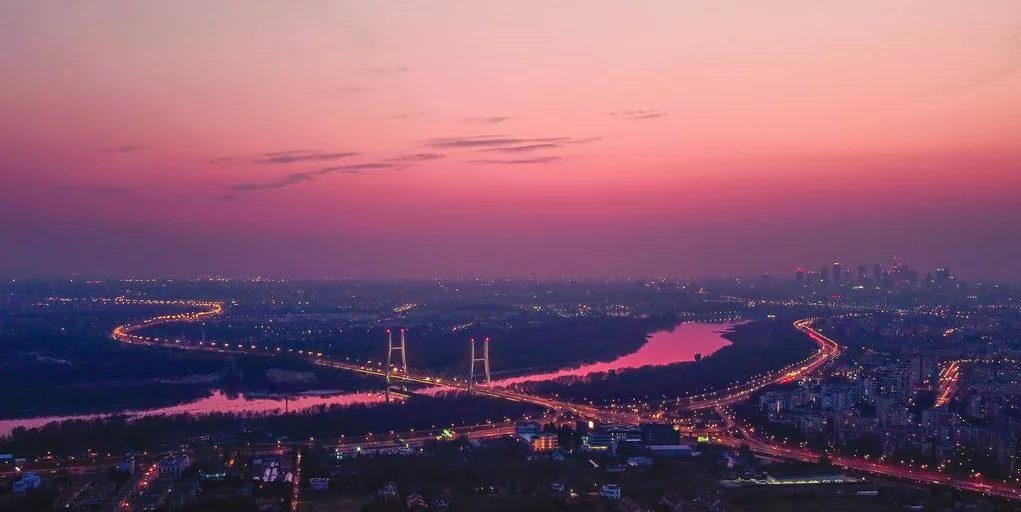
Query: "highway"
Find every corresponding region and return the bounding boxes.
[934,359,962,408]
[108,299,834,420]
[109,298,643,425]
[668,318,841,410]
[106,299,1021,500]
[714,405,1021,501]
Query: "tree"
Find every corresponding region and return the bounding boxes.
[818,452,833,467]
[738,443,753,462]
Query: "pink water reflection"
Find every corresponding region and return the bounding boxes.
[490,322,737,387]
[0,389,390,437]
[1,322,736,437]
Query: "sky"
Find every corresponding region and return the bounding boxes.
[2,1,1020,280]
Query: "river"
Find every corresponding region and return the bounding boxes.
[0,322,736,437]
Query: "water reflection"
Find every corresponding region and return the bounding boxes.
[491,322,736,387]
[0,389,390,437]
[1,322,735,436]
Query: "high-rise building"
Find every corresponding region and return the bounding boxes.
[795,267,805,285]
[832,262,842,284]
[872,264,883,284]
[857,265,867,283]
[936,267,951,285]
[804,271,818,288]
[819,266,830,283]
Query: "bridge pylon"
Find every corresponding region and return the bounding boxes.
[468,337,491,393]
[385,328,408,384]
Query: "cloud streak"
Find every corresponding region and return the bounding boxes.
[101,145,147,154]
[470,156,564,165]
[319,86,375,94]
[422,135,598,149]
[253,151,360,164]
[384,113,429,121]
[608,110,667,120]
[210,150,360,165]
[479,143,562,153]
[387,153,446,162]
[368,66,411,75]
[231,162,399,193]
[462,116,512,124]
[84,186,132,194]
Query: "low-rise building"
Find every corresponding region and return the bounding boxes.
[648,444,694,457]
[515,422,542,442]
[309,477,329,491]
[600,483,622,500]
[532,433,559,452]
[158,454,190,479]
[583,429,613,452]
[641,422,680,445]
[13,473,41,493]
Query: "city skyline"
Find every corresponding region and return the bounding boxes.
[2,1,1021,279]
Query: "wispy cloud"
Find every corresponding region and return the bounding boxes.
[368,66,411,75]
[387,153,446,162]
[101,145,147,154]
[233,174,314,192]
[479,143,562,154]
[210,150,359,165]
[470,156,564,165]
[231,162,399,193]
[84,186,132,194]
[608,110,667,120]
[318,86,375,94]
[462,116,512,124]
[384,113,429,121]
[254,151,360,164]
[422,135,598,149]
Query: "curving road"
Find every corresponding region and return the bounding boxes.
[107,299,1021,500]
[669,318,841,410]
[110,298,640,424]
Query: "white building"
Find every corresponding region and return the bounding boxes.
[158,454,191,479]
[600,483,621,500]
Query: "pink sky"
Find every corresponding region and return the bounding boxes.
[2,1,1020,279]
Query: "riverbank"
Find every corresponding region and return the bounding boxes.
[491,320,737,387]
[526,317,817,403]
[0,319,737,438]
[0,395,544,458]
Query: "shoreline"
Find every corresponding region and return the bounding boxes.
[0,319,738,437]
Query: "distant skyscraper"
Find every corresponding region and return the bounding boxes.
[832,262,842,284]
[795,268,805,286]
[857,265,867,283]
[819,266,830,283]
[803,271,818,288]
[936,267,951,285]
[872,264,882,284]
